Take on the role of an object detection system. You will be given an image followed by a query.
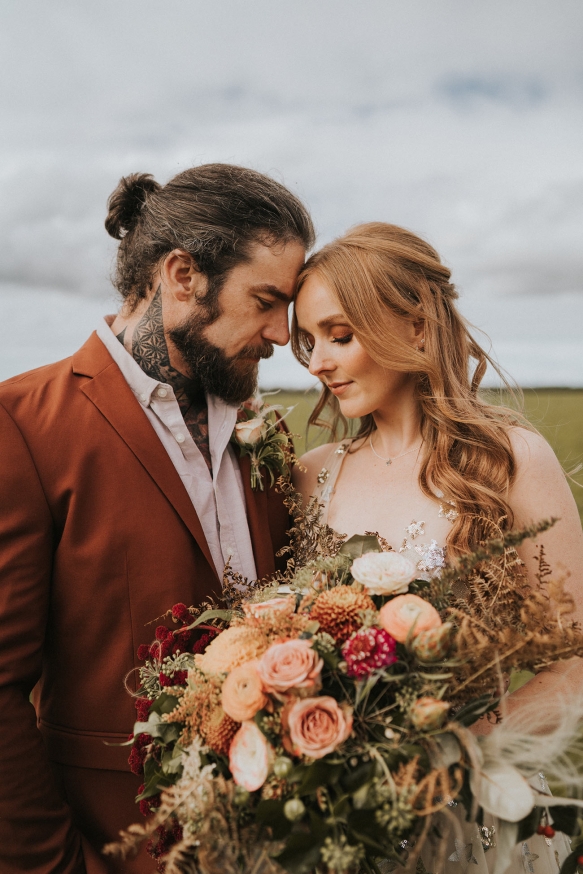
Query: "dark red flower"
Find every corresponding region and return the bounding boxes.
[191,630,216,655]
[135,697,152,722]
[128,732,152,775]
[137,644,151,661]
[342,627,397,679]
[172,603,191,624]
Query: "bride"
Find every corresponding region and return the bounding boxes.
[291,222,583,873]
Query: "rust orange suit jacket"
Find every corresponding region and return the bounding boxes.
[0,333,291,874]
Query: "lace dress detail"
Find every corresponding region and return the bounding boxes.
[313,441,451,580]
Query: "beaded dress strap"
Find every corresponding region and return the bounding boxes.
[312,441,351,524]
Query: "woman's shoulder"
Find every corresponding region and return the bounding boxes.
[292,441,345,500]
[508,425,559,472]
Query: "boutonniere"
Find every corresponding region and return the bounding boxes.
[231,397,296,491]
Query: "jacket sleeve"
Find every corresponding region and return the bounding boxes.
[0,403,86,873]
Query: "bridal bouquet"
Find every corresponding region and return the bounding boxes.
[106,488,583,874]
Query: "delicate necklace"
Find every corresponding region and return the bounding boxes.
[368,433,422,466]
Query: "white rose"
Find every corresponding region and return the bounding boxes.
[234,418,268,446]
[351,551,416,596]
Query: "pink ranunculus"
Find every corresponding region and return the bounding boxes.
[229,721,274,792]
[242,597,295,620]
[257,639,323,695]
[285,696,353,759]
[221,660,267,723]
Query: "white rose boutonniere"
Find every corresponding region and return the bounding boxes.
[233,417,268,447]
[232,397,297,491]
[351,551,417,596]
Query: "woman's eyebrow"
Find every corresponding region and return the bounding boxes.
[316,314,350,328]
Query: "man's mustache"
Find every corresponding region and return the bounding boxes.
[236,343,274,361]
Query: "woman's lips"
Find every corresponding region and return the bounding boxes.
[327,381,352,396]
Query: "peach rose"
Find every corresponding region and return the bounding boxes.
[229,721,274,792]
[221,660,267,723]
[243,597,295,620]
[257,639,323,694]
[285,696,352,759]
[379,594,441,643]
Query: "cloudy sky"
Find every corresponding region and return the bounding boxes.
[0,0,582,387]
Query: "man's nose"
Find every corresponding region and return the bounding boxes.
[262,311,291,347]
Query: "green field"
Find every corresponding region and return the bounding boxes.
[276,388,583,524]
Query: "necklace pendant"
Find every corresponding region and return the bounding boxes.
[386,459,392,466]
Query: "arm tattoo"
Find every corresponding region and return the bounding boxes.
[116,327,127,347]
[131,287,212,472]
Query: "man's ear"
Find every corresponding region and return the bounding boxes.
[161,249,205,302]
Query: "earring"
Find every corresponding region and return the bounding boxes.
[418,337,425,351]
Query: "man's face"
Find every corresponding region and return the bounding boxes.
[169,240,305,404]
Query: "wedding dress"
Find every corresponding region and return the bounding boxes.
[312,441,572,874]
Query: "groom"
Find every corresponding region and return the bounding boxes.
[0,164,313,873]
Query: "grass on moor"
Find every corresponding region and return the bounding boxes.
[275,388,583,525]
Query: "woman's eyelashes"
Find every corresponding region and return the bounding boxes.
[332,333,353,345]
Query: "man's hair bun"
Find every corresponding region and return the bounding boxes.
[105,173,161,240]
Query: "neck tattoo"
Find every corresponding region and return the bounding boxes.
[129,287,212,472]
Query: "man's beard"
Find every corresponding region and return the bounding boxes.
[169,317,274,405]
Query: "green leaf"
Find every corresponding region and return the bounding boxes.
[276,833,326,874]
[136,756,177,800]
[256,799,292,840]
[150,692,185,718]
[298,759,344,795]
[516,807,543,842]
[508,669,535,694]
[453,695,499,727]
[341,760,376,795]
[338,534,382,560]
[559,848,581,874]
[181,609,232,631]
[347,811,391,854]
[551,806,580,836]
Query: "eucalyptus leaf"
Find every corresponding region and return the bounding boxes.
[338,534,382,560]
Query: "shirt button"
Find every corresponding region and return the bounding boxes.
[140,394,148,404]
[175,432,186,444]
[157,387,168,398]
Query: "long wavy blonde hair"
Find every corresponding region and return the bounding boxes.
[292,222,529,556]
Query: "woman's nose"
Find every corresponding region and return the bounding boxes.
[308,343,334,378]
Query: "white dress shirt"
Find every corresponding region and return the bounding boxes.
[96,317,257,583]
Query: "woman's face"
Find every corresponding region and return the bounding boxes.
[295,274,417,419]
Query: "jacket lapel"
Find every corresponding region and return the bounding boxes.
[72,334,218,581]
[239,455,276,579]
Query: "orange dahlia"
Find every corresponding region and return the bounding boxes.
[310,586,375,644]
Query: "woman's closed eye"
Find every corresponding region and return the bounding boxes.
[332,333,353,345]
